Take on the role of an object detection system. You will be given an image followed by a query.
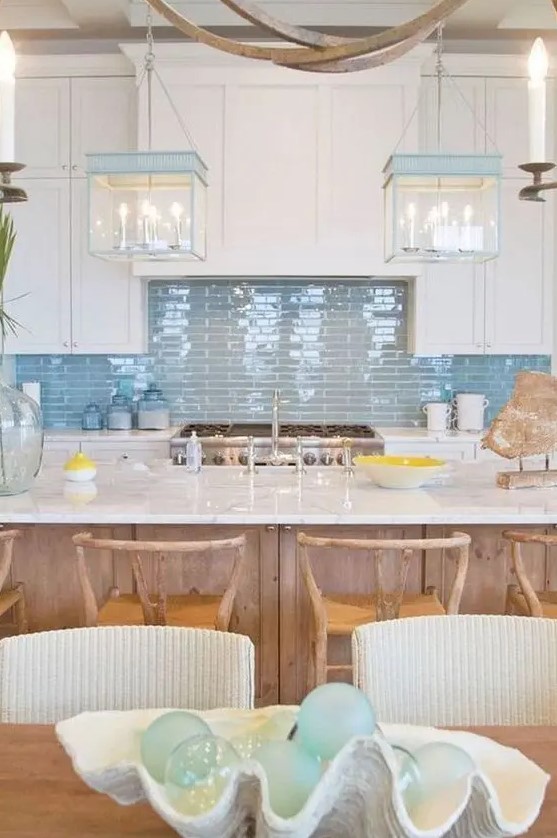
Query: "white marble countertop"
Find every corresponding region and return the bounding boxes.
[1,460,557,525]
[44,428,179,443]
[376,428,484,444]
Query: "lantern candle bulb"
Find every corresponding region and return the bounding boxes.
[406,202,416,249]
[170,201,184,247]
[141,199,152,246]
[0,31,16,163]
[118,202,128,249]
[528,37,549,164]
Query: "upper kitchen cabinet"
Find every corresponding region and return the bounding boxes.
[4,179,72,354]
[484,179,552,355]
[70,77,136,176]
[15,78,70,178]
[14,75,136,178]
[122,44,423,277]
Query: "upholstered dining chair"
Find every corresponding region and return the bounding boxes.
[298,530,471,688]
[503,530,557,617]
[0,625,255,723]
[352,615,557,726]
[73,532,247,631]
[0,530,27,635]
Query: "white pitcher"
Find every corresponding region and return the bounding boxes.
[422,402,452,432]
[453,393,489,431]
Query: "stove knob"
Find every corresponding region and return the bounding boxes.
[213,452,226,465]
[238,452,248,466]
[320,452,334,466]
[303,452,317,466]
[336,452,344,465]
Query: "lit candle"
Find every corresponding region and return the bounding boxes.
[460,204,473,250]
[141,199,152,246]
[528,37,549,163]
[429,205,439,249]
[118,202,128,249]
[406,202,416,249]
[148,204,159,242]
[170,201,184,247]
[0,32,16,162]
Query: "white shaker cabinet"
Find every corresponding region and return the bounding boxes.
[15,78,70,178]
[7,73,145,355]
[4,179,72,354]
[485,179,552,354]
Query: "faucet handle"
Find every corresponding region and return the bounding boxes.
[342,437,354,476]
[295,436,306,475]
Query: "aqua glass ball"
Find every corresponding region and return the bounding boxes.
[296,683,376,761]
[253,740,321,818]
[401,742,476,812]
[164,735,240,816]
[140,711,211,783]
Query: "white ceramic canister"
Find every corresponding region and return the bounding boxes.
[453,393,489,431]
[422,402,452,432]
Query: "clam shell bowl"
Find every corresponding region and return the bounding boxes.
[56,706,549,838]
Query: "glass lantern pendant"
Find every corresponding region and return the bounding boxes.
[383,152,501,263]
[87,150,207,261]
[382,27,501,264]
[87,6,207,262]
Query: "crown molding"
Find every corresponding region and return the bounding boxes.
[16,52,134,77]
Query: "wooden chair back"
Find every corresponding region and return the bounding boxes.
[0,530,20,591]
[503,530,557,617]
[298,530,471,622]
[73,532,247,630]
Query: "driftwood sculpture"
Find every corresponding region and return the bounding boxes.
[482,371,557,489]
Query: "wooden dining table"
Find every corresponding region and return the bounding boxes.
[0,724,555,836]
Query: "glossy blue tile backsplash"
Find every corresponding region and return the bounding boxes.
[16,279,551,428]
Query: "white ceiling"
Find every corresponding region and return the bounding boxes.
[2,0,556,42]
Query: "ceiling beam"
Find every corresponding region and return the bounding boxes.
[0,0,77,30]
[59,0,129,28]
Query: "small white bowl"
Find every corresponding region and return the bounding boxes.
[64,468,97,483]
[354,455,447,489]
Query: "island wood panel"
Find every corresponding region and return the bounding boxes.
[2,524,132,631]
[424,525,549,614]
[135,525,279,707]
[279,525,422,705]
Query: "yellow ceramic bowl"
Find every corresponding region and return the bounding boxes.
[354,455,447,489]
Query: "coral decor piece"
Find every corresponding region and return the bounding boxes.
[482,371,557,488]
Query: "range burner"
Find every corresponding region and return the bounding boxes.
[281,423,376,438]
[179,423,230,437]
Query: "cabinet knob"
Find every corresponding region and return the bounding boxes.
[63,341,69,347]
[72,165,78,172]
[265,525,276,532]
[486,342,492,348]
[283,525,292,532]
[62,164,68,171]
[72,342,78,348]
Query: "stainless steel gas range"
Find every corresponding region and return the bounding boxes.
[170,421,383,467]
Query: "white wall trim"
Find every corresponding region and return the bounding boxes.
[16,53,134,78]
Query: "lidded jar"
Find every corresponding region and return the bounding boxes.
[107,394,132,431]
[81,403,103,431]
[137,383,170,430]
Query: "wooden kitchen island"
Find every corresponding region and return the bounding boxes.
[2,461,557,704]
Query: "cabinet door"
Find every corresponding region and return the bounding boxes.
[4,179,72,354]
[70,180,146,353]
[70,77,136,176]
[484,179,552,354]
[82,442,169,463]
[486,79,554,176]
[15,78,70,178]
[411,263,485,355]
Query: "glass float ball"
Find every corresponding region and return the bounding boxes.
[253,740,321,818]
[229,732,265,760]
[140,711,211,783]
[296,683,376,761]
[401,742,476,811]
[164,735,240,815]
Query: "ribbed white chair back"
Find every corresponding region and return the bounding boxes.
[352,615,557,726]
[0,626,255,723]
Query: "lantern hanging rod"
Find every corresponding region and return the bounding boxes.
[143,0,472,73]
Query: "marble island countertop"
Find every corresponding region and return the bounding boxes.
[1,461,557,525]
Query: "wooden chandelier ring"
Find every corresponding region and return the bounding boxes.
[279,29,438,73]
[218,0,348,47]
[144,0,470,66]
